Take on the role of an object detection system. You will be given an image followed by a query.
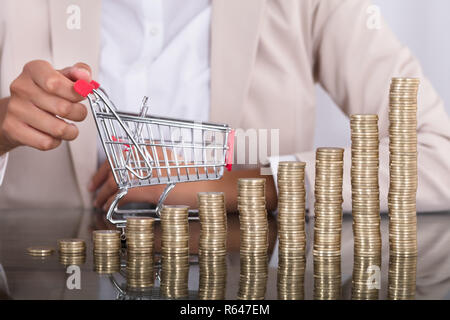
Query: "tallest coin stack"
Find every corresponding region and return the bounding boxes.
[388,78,420,299]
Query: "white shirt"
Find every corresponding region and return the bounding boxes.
[98,0,211,164]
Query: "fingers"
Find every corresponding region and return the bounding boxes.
[94,176,118,209]
[103,193,123,212]
[10,97,79,141]
[23,60,86,102]
[0,60,93,154]
[89,160,111,192]
[103,196,115,212]
[26,83,88,122]
[11,62,89,122]
[2,115,62,151]
[91,161,118,209]
[60,62,92,82]
[102,193,133,212]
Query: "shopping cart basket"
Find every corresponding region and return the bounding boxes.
[74,80,235,229]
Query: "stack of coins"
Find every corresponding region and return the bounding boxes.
[160,205,190,299]
[93,230,121,274]
[388,78,419,300]
[58,239,86,254]
[388,78,419,257]
[93,230,121,253]
[198,192,227,300]
[27,246,54,257]
[126,217,155,289]
[313,148,344,300]
[277,161,307,300]
[388,255,417,300]
[59,254,86,266]
[237,178,268,300]
[58,239,86,266]
[350,115,382,300]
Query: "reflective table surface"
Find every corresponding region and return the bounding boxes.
[0,208,449,300]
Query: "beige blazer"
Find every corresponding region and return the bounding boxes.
[0,0,449,212]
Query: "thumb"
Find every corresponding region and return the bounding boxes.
[59,62,92,82]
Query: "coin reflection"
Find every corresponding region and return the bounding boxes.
[351,255,381,300]
[388,254,417,300]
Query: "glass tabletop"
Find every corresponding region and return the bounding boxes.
[0,208,448,300]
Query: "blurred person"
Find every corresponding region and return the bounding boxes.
[0,0,449,214]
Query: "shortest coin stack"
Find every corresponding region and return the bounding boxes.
[27,246,54,257]
[58,239,86,266]
[198,192,228,300]
[237,178,268,300]
[277,161,307,300]
[126,217,155,289]
[160,205,190,299]
[93,230,121,274]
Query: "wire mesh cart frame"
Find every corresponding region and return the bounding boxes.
[74,80,235,229]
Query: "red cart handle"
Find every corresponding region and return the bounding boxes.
[225,129,235,171]
[74,79,100,97]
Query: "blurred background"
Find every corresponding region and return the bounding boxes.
[314,0,450,148]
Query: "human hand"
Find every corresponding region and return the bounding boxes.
[0,60,91,155]
[89,158,165,210]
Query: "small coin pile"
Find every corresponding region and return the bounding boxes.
[350,115,382,299]
[93,230,121,274]
[388,255,417,300]
[313,148,344,300]
[126,217,155,289]
[237,178,268,300]
[277,161,307,300]
[27,246,54,257]
[160,205,190,299]
[388,78,419,257]
[198,192,227,300]
[58,239,86,266]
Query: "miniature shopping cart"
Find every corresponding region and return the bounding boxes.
[74,80,235,230]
